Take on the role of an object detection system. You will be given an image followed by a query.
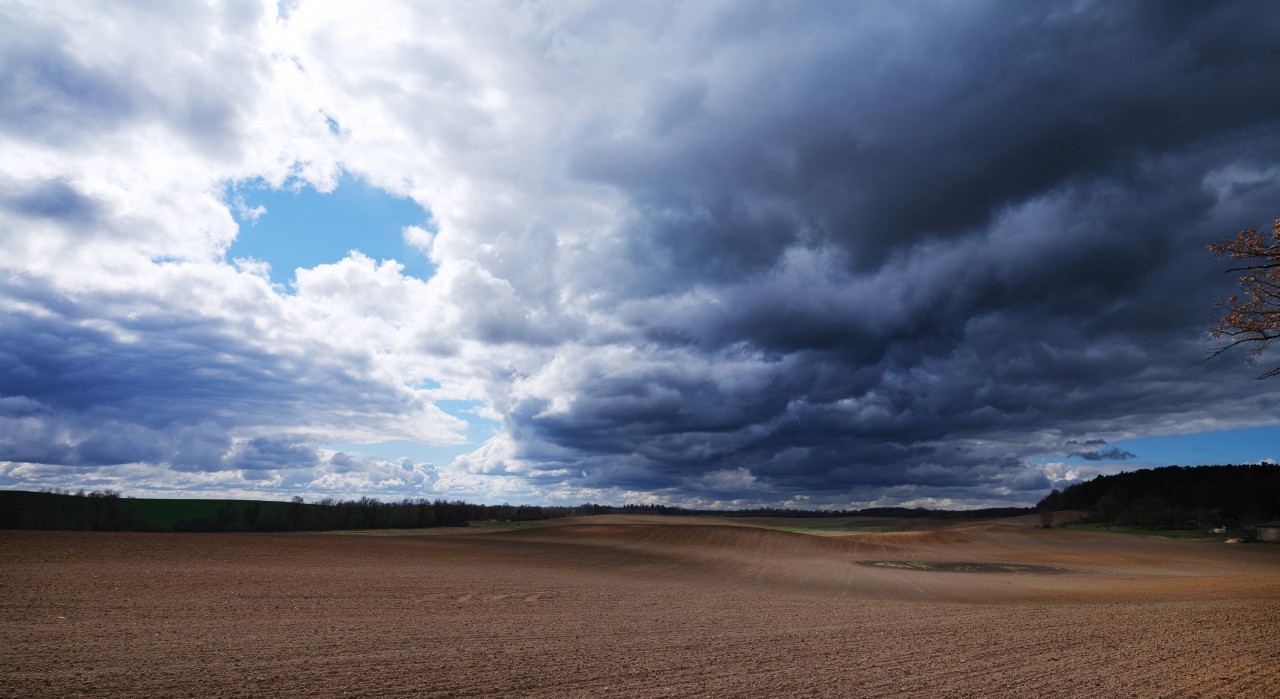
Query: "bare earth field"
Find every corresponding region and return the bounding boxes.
[2,515,1279,698]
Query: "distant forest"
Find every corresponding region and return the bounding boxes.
[0,489,1030,533]
[1037,464,1280,529]
[7,464,1273,534]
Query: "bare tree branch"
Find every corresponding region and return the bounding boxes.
[1209,220,1280,379]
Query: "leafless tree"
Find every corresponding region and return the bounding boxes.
[1209,218,1280,378]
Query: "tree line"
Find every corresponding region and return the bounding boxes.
[1037,463,1280,530]
[0,490,499,532]
[0,489,1032,533]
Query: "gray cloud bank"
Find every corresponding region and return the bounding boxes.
[2,1,1278,506]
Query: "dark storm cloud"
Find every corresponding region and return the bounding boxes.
[0,179,102,223]
[0,35,136,146]
[1070,448,1137,462]
[223,438,321,472]
[0,274,429,471]
[575,3,1280,283]
[496,1,1280,504]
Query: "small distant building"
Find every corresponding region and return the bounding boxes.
[1258,521,1280,543]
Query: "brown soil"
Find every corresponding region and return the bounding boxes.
[856,561,1068,573]
[2,516,1278,698]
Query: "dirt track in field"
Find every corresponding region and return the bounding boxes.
[2,516,1279,698]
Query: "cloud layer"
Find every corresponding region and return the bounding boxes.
[2,1,1279,506]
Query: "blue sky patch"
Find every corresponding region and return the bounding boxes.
[225,172,435,286]
[1104,426,1279,467]
[1039,425,1280,467]
[326,400,501,468]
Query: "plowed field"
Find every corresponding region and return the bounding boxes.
[3,516,1279,698]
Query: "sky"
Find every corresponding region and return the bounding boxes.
[1,1,1278,509]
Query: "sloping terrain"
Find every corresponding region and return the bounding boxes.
[2,516,1278,698]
